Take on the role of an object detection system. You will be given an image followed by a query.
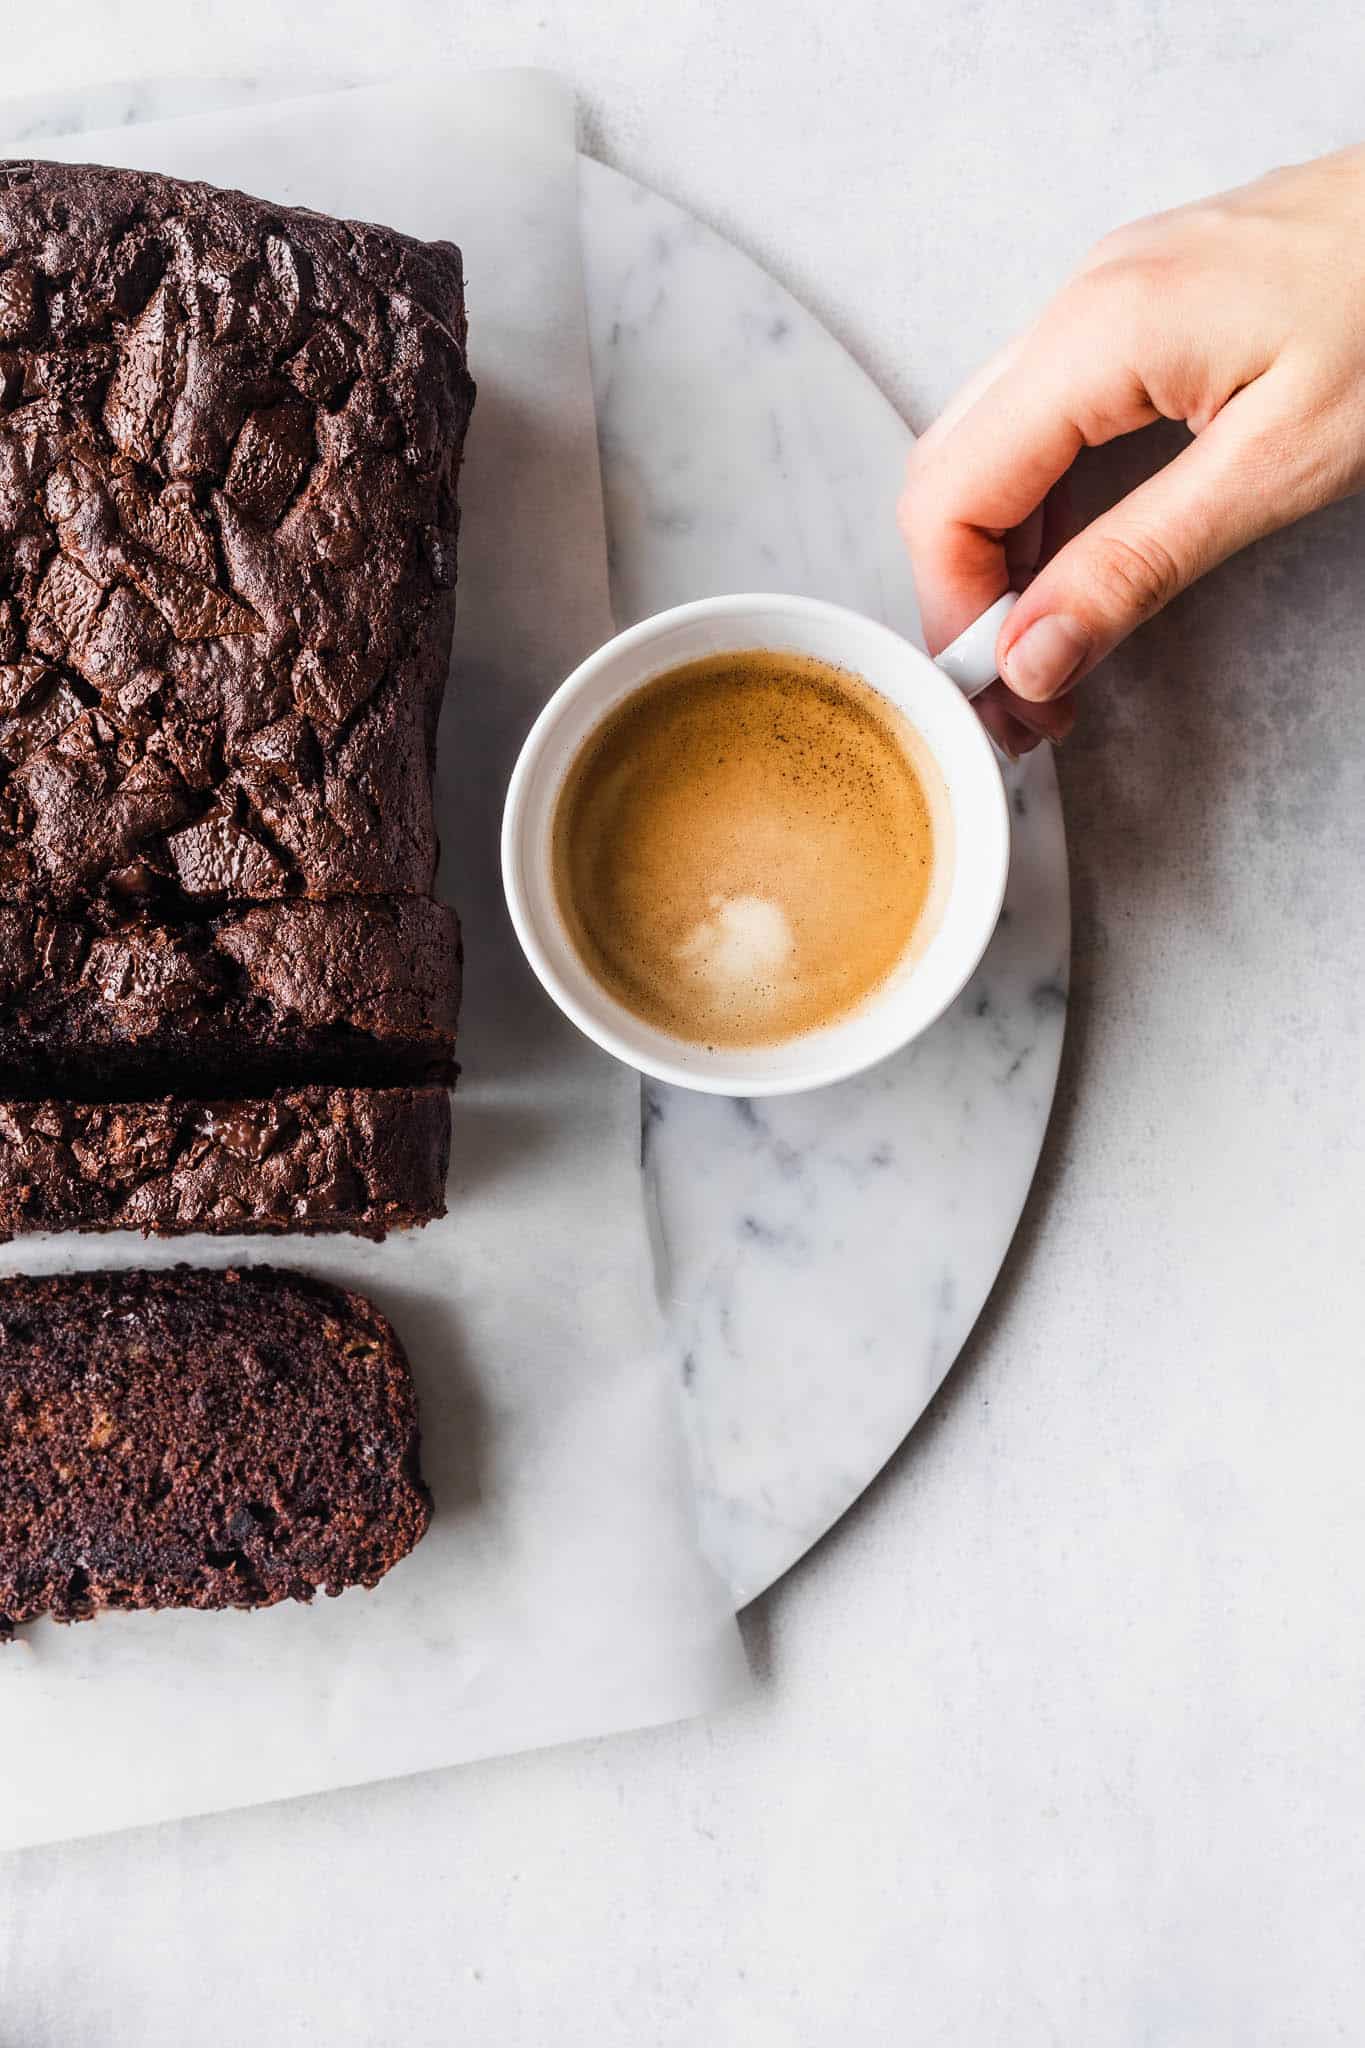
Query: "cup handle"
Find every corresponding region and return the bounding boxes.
[932,592,1018,700]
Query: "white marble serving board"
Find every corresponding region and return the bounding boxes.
[579,162,1070,1601]
[0,72,1068,1611]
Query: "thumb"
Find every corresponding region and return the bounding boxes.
[997,377,1289,702]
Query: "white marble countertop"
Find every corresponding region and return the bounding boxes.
[4,6,1365,2045]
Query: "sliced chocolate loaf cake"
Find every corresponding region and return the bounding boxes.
[0,160,472,1235]
[0,1265,432,1637]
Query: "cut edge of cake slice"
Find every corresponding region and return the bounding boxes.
[0,1263,432,1639]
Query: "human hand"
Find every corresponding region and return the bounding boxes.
[898,146,1365,755]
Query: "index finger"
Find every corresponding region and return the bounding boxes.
[899,281,1163,653]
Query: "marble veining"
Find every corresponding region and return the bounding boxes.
[580,160,1069,1600]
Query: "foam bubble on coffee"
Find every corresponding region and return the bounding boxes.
[674,893,796,1001]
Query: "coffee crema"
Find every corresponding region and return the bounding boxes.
[551,649,950,1050]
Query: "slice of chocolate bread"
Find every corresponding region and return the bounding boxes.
[0,1264,431,1638]
[0,1084,450,1241]
[0,897,460,1098]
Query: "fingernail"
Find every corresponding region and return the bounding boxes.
[1001,614,1090,700]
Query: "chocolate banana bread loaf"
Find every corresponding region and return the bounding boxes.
[0,1084,450,1241]
[0,897,460,1097]
[0,159,475,913]
[0,1264,431,1638]
[0,160,471,1236]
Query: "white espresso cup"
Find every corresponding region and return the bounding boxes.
[501,591,1015,1096]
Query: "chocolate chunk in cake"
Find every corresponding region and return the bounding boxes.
[0,1264,431,1637]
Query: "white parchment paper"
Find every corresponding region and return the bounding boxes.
[0,70,747,1852]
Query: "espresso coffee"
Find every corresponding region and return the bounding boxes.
[551,649,950,1050]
